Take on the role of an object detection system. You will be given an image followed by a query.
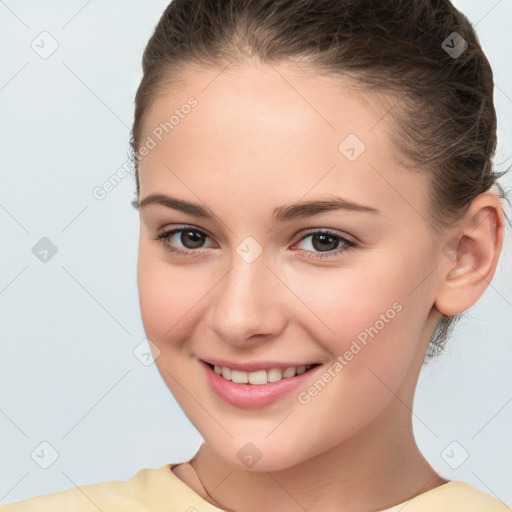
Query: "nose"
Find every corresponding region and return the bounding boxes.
[208,250,287,348]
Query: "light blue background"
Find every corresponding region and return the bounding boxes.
[1,0,511,506]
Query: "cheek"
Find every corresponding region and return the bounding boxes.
[281,269,417,443]
[288,250,431,383]
[287,260,402,342]
[137,246,207,404]
[137,245,201,345]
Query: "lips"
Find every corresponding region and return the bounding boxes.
[199,359,324,409]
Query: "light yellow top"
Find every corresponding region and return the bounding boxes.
[1,463,510,511]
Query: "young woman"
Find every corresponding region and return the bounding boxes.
[2,0,510,510]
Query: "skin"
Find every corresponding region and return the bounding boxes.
[135,60,504,512]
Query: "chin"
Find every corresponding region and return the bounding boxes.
[207,435,316,473]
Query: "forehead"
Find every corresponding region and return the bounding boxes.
[142,61,391,149]
[137,62,430,223]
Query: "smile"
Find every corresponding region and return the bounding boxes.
[200,360,323,409]
[212,363,315,385]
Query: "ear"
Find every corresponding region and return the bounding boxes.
[434,191,505,316]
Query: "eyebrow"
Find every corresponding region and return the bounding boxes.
[133,193,380,223]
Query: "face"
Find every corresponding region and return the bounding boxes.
[136,61,445,471]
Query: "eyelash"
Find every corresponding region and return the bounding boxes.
[153,225,358,260]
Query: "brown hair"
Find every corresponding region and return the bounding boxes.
[130,0,509,359]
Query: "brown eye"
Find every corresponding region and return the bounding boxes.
[309,233,340,252]
[178,229,207,249]
[294,229,357,260]
[154,226,214,256]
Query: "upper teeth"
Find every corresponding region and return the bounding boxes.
[213,364,313,385]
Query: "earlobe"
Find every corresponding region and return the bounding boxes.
[434,192,504,317]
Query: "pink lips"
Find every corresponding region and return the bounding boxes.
[199,359,322,409]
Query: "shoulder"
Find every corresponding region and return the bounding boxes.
[0,465,175,512]
[384,480,511,512]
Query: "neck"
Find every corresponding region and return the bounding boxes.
[189,398,447,512]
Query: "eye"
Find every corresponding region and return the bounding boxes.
[293,229,358,260]
[153,226,215,256]
[153,226,358,260]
